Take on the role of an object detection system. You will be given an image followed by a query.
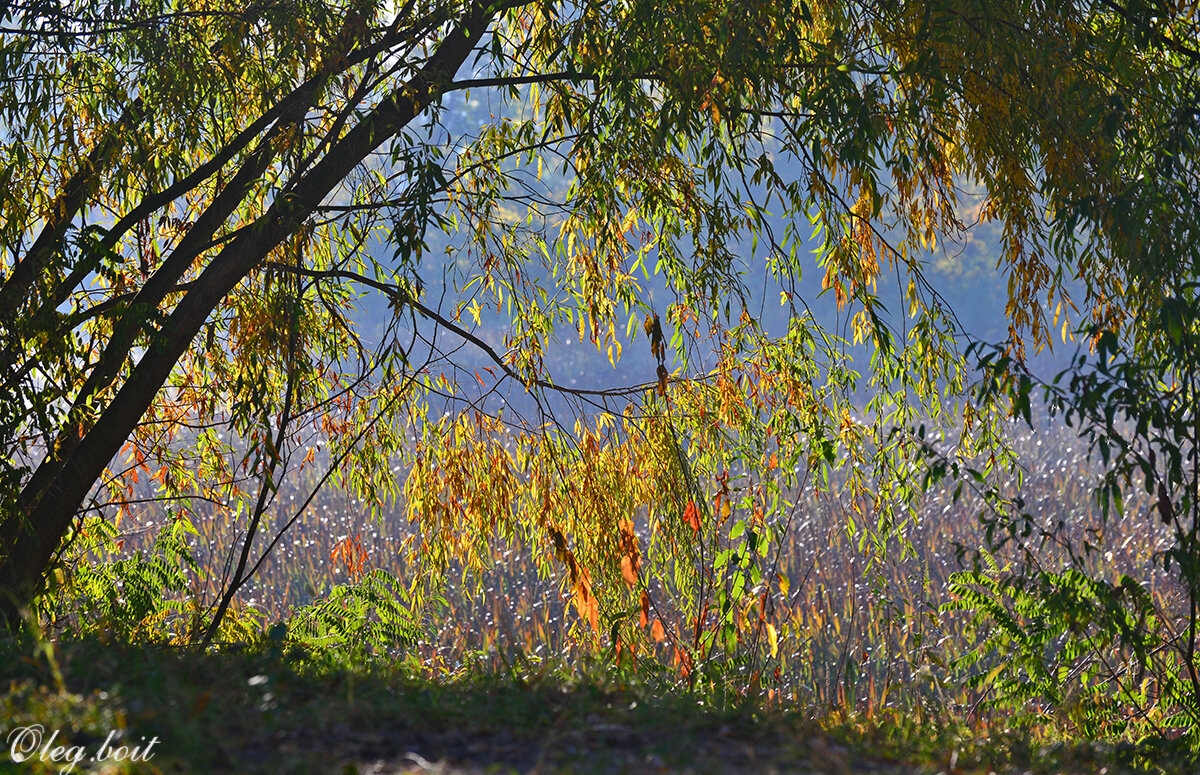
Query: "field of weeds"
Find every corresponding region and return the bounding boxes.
[71,416,1177,725]
[7,413,1195,774]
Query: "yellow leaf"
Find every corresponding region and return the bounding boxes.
[766,622,778,658]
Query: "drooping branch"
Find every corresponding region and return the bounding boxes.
[0,98,143,325]
[0,0,509,628]
[1,7,441,380]
[1095,0,1200,68]
[263,262,658,400]
[4,7,389,490]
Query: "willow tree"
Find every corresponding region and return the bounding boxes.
[0,0,1195,642]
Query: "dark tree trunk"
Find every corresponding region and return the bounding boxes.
[0,2,495,630]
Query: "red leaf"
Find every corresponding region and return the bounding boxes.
[683,500,700,535]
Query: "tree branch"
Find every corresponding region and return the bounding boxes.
[0,0,511,628]
[263,261,658,399]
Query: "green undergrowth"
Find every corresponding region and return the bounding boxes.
[0,634,1193,775]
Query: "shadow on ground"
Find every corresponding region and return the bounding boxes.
[0,637,1170,774]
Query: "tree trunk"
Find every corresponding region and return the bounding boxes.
[0,2,495,630]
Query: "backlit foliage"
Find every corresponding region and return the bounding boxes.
[1,0,1198,742]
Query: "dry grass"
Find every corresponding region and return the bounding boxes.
[91,416,1179,720]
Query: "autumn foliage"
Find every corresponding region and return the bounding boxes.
[1,0,1199,742]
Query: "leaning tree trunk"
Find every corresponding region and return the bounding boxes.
[0,2,496,630]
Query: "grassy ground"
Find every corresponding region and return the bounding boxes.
[17,417,1196,773]
[1,635,1189,775]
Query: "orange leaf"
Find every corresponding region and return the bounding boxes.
[620,554,638,586]
[674,646,692,677]
[571,566,600,634]
[618,517,636,541]
[683,500,700,535]
[651,618,666,642]
[639,590,649,629]
[587,594,599,634]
